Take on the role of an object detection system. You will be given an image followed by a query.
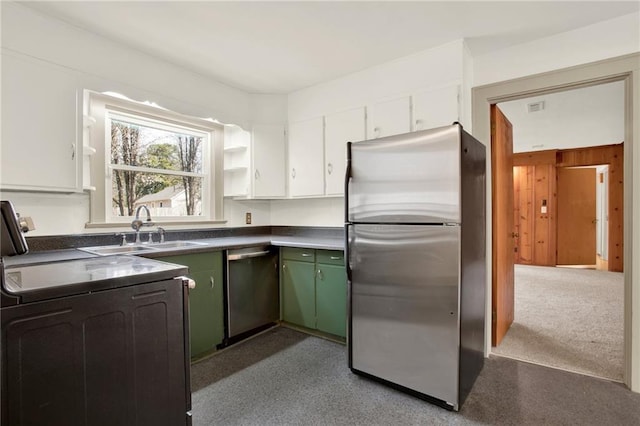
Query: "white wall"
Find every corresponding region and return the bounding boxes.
[224,200,271,228]
[462,42,475,133]
[270,198,344,227]
[473,12,640,86]
[0,2,270,236]
[498,81,625,153]
[249,94,288,124]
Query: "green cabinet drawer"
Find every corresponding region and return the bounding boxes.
[281,247,315,262]
[159,252,219,273]
[316,250,345,265]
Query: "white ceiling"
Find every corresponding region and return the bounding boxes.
[21,1,639,94]
[498,81,625,153]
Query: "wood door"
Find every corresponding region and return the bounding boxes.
[557,167,597,265]
[491,105,515,346]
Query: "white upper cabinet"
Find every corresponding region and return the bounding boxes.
[1,52,81,192]
[366,95,411,139]
[252,124,286,198]
[324,107,365,196]
[288,117,324,197]
[412,85,460,131]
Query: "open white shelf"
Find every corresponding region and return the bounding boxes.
[224,145,248,153]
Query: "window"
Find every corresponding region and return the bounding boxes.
[85,91,224,226]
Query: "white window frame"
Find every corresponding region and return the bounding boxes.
[85,91,224,227]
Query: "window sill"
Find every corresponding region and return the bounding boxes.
[85,220,228,229]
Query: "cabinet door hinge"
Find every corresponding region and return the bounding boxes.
[492,310,497,323]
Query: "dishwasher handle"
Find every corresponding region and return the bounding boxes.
[228,250,271,261]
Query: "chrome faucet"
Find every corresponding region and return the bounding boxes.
[131,205,154,243]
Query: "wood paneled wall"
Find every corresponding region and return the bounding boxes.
[513,159,556,266]
[512,143,623,272]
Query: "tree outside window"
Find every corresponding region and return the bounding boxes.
[109,115,206,218]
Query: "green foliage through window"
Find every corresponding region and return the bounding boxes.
[109,117,205,217]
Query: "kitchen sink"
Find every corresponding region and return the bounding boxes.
[79,245,160,256]
[79,240,209,256]
[154,241,209,249]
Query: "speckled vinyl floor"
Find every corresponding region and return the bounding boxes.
[191,327,640,426]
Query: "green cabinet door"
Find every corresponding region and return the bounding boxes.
[316,263,347,338]
[281,260,316,329]
[157,252,223,359]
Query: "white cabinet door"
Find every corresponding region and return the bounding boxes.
[252,124,286,198]
[412,85,460,131]
[324,107,365,195]
[288,117,324,197]
[366,96,411,139]
[1,53,81,192]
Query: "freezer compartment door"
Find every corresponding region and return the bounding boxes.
[347,125,461,223]
[348,224,460,406]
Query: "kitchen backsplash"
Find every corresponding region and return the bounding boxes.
[25,226,343,252]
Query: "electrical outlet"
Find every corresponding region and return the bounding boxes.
[245,212,252,224]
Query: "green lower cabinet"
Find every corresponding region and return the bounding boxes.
[157,252,223,359]
[282,260,316,329]
[316,263,347,337]
[280,249,347,338]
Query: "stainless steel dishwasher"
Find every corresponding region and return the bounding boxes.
[225,246,279,343]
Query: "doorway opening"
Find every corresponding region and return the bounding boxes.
[490,81,625,381]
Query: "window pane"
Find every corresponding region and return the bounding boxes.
[111,118,203,173]
[111,170,203,217]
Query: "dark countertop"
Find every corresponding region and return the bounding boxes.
[3,248,97,266]
[4,235,344,268]
[3,256,189,304]
[3,234,345,267]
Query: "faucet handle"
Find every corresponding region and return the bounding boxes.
[116,233,128,246]
[157,227,166,243]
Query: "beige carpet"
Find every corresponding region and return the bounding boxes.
[492,264,624,381]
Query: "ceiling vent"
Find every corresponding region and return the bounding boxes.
[527,101,545,113]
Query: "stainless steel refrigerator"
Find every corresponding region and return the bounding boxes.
[345,123,486,411]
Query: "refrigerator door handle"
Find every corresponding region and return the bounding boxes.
[345,224,353,282]
[344,142,353,223]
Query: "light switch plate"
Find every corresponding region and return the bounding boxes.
[245,212,252,224]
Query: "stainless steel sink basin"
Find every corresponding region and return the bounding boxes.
[79,245,159,256]
[79,241,208,256]
[155,241,208,249]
